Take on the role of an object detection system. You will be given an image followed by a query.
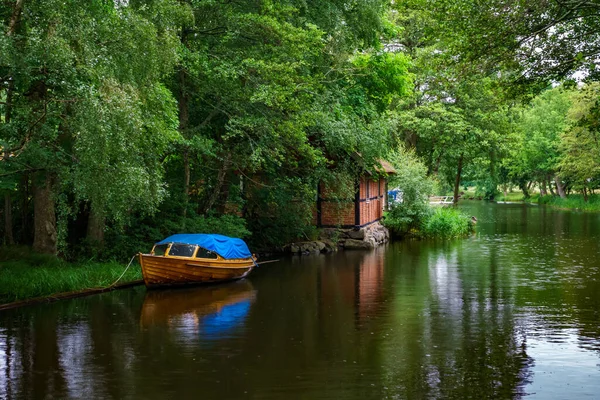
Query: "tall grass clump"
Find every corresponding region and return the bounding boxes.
[538,194,600,211]
[420,207,474,239]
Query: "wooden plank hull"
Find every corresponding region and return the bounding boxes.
[139,253,255,288]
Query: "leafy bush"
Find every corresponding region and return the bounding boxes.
[384,202,432,236]
[475,177,499,200]
[383,145,434,236]
[421,207,474,239]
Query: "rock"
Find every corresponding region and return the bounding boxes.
[316,241,326,252]
[372,231,384,243]
[298,242,316,254]
[290,244,300,253]
[320,239,337,253]
[319,228,337,240]
[343,239,375,250]
[347,228,366,240]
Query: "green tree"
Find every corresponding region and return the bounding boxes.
[559,84,600,200]
[430,0,600,83]
[0,0,185,253]
[508,87,572,198]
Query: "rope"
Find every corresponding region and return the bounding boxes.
[109,254,137,288]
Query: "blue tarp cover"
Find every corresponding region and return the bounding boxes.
[156,234,252,259]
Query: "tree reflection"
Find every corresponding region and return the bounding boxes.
[380,240,534,399]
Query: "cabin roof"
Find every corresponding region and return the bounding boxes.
[378,160,396,174]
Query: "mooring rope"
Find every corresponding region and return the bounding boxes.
[109,254,137,288]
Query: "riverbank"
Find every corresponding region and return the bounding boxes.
[496,193,600,211]
[0,247,142,305]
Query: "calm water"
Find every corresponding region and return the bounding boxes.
[1,202,600,399]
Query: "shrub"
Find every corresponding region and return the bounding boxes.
[383,145,435,236]
[420,207,474,239]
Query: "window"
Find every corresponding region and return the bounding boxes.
[152,244,169,256]
[168,244,196,257]
[196,247,219,259]
[366,179,370,202]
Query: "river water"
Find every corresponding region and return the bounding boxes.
[1,202,600,399]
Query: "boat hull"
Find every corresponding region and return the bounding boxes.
[139,253,255,288]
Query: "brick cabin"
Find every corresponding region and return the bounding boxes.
[315,160,396,229]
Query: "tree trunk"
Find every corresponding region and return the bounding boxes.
[86,208,105,248]
[8,0,25,35]
[204,153,232,214]
[3,151,14,245]
[453,153,464,205]
[527,181,533,191]
[433,154,442,177]
[405,131,417,149]
[178,63,190,221]
[540,180,547,196]
[547,177,555,196]
[182,148,190,220]
[4,192,14,245]
[33,174,57,255]
[583,187,588,202]
[3,4,19,244]
[216,174,232,215]
[555,175,567,198]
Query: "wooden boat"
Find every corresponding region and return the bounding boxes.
[139,234,257,288]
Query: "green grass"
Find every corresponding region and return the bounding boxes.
[0,246,142,304]
[496,191,526,202]
[494,192,600,211]
[538,194,600,211]
[420,207,474,239]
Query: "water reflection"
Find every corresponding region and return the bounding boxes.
[140,281,256,342]
[1,202,600,398]
[379,240,534,399]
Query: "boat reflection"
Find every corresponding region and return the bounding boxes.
[140,281,256,340]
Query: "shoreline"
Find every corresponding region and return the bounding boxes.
[0,280,144,312]
[471,193,600,212]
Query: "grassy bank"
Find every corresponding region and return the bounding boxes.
[496,191,529,202]
[0,247,142,304]
[494,192,600,211]
[538,194,600,211]
[420,207,475,239]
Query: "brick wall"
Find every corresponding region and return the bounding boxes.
[316,176,386,228]
[358,177,384,226]
[319,201,355,226]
